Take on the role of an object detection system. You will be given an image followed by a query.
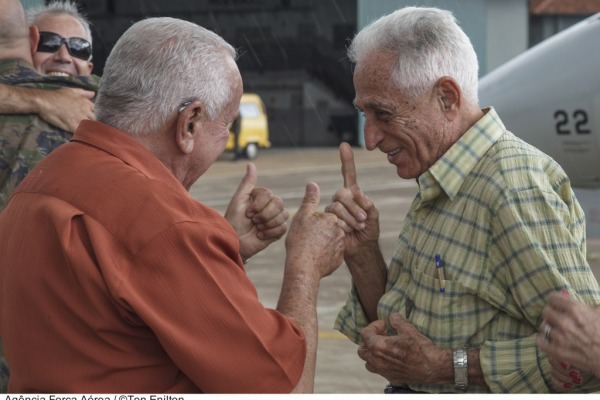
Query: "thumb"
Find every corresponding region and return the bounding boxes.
[300,182,320,210]
[370,319,388,335]
[390,313,407,332]
[232,163,257,199]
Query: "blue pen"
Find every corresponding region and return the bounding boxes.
[436,254,445,293]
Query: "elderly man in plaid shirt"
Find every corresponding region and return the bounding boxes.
[326,6,600,393]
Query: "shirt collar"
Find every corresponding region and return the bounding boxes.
[73,120,184,190]
[418,107,505,202]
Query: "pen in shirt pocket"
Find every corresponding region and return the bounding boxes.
[436,253,445,293]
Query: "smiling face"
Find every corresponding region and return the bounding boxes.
[353,51,452,179]
[31,13,93,77]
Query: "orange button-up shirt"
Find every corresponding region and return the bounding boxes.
[0,120,305,393]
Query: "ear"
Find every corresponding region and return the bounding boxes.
[175,99,203,154]
[86,60,94,74]
[435,76,461,121]
[29,25,39,57]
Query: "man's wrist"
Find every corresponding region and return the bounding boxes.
[345,241,383,268]
[453,347,468,390]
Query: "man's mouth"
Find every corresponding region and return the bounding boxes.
[47,72,71,77]
[387,148,400,160]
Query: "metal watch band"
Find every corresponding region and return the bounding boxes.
[453,348,468,390]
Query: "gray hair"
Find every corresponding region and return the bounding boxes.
[348,7,479,104]
[26,0,92,44]
[95,17,237,136]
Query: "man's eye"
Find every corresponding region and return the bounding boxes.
[375,110,391,120]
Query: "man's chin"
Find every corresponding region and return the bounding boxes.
[396,165,421,180]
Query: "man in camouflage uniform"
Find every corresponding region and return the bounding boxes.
[0,0,100,211]
[0,61,99,210]
[0,0,100,391]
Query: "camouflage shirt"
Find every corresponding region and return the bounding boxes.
[0,59,100,210]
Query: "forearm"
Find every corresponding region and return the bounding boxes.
[413,347,488,389]
[276,261,320,393]
[345,242,387,322]
[0,84,96,132]
[412,347,486,387]
[0,83,46,114]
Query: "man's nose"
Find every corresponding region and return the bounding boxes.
[53,44,72,62]
[363,120,384,151]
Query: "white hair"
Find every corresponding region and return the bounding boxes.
[95,17,237,136]
[26,0,92,44]
[348,7,479,104]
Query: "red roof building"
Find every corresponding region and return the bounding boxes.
[530,0,600,15]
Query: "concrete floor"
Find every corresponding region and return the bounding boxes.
[191,147,600,394]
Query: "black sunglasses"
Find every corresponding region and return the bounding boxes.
[37,31,92,61]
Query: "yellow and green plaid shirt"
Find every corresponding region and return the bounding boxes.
[335,107,600,393]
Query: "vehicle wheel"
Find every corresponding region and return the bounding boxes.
[245,143,258,160]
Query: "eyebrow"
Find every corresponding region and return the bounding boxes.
[354,99,389,112]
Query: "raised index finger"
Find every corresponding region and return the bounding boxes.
[340,142,358,188]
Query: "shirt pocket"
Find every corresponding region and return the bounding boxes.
[408,270,497,347]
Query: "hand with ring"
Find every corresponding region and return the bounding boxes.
[537,290,600,390]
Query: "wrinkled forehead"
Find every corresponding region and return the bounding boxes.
[354,49,396,82]
[353,51,396,90]
[34,14,88,41]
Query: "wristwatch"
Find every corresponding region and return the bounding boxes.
[453,348,468,390]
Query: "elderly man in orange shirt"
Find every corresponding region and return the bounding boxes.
[0,15,345,393]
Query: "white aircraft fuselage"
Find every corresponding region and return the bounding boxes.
[479,13,600,236]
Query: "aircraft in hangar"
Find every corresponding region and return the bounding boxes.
[478,12,600,236]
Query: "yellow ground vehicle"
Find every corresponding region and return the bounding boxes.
[227,93,270,159]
